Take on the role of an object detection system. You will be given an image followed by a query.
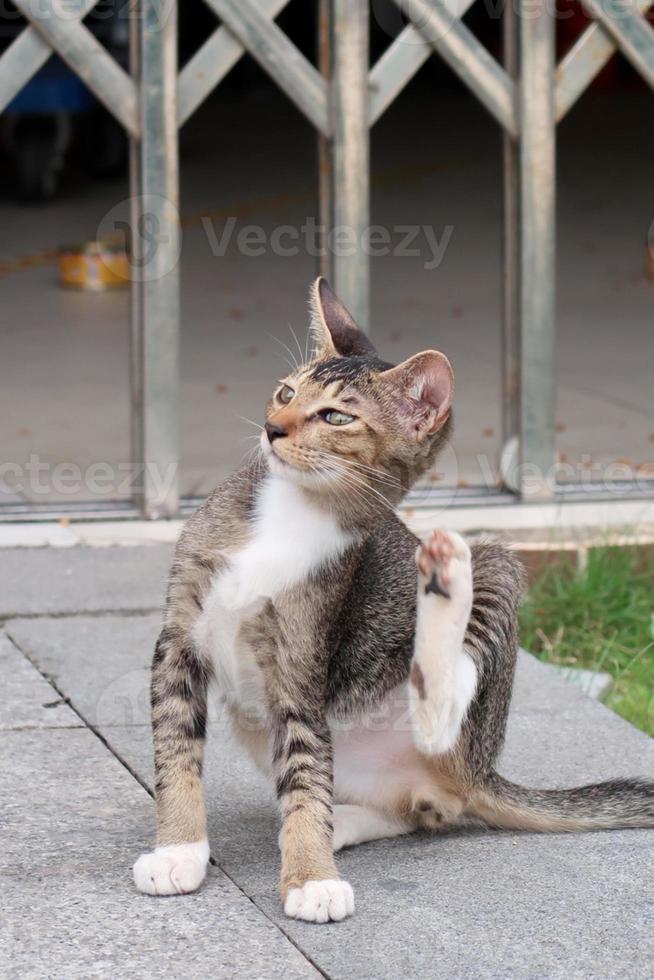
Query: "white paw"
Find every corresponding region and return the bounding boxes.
[284,879,355,923]
[133,840,210,896]
[415,529,472,607]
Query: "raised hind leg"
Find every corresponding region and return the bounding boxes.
[409,530,477,756]
[329,533,523,850]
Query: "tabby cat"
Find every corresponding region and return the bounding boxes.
[133,278,654,922]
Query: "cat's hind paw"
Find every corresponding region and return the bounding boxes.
[415,529,471,603]
[284,879,354,923]
[133,840,209,896]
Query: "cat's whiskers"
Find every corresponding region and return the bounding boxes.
[304,323,311,365]
[269,333,302,374]
[315,454,397,517]
[238,441,265,470]
[239,416,265,432]
[314,448,394,484]
[288,324,308,373]
[330,456,402,491]
[316,451,402,494]
[315,452,388,494]
[336,473,391,519]
[272,351,299,374]
[319,465,378,517]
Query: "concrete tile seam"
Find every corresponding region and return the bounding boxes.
[98,723,334,978]
[195,856,333,980]
[3,629,333,977]
[4,629,156,801]
[0,607,162,626]
[0,724,86,733]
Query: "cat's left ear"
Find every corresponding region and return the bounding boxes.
[309,277,377,357]
[380,350,454,439]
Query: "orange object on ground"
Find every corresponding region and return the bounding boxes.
[58,241,130,290]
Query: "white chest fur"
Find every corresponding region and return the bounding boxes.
[193,475,352,713]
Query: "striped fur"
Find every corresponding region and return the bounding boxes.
[150,625,213,845]
[135,278,654,918]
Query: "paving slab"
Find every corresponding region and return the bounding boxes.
[0,544,172,618]
[7,613,161,728]
[0,727,319,980]
[0,631,82,731]
[8,612,654,979]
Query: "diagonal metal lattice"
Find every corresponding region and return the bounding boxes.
[581,0,654,86]
[178,0,291,126]
[197,0,331,135]
[373,0,518,135]
[0,0,97,114]
[372,0,654,131]
[557,0,654,119]
[11,0,139,136]
[369,0,476,124]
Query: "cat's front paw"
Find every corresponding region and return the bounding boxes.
[284,879,354,923]
[133,840,209,896]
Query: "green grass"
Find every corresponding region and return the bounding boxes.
[519,546,654,736]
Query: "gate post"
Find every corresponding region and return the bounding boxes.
[501,0,521,457]
[329,0,370,331]
[130,0,180,518]
[517,0,556,499]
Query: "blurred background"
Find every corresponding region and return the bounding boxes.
[1,0,653,513]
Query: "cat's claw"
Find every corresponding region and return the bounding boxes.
[284,879,355,923]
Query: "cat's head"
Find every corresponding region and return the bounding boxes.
[260,278,453,514]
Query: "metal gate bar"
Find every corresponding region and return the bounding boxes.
[501,2,520,458]
[1,1,654,521]
[329,0,370,329]
[130,0,180,518]
[516,0,556,499]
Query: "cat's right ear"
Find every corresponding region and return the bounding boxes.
[309,277,377,358]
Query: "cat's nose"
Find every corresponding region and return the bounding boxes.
[265,421,287,443]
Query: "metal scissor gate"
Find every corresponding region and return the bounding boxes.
[1,0,653,518]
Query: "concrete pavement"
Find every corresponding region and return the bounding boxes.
[1,543,653,979]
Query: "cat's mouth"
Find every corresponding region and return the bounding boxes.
[260,432,300,475]
[259,432,338,488]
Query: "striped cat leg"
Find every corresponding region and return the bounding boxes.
[274,710,354,922]
[409,530,476,756]
[133,625,212,896]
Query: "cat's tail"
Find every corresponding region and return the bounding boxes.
[468,771,654,831]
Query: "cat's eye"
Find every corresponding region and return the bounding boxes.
[277,385,295,404]
[321,409,356,426]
